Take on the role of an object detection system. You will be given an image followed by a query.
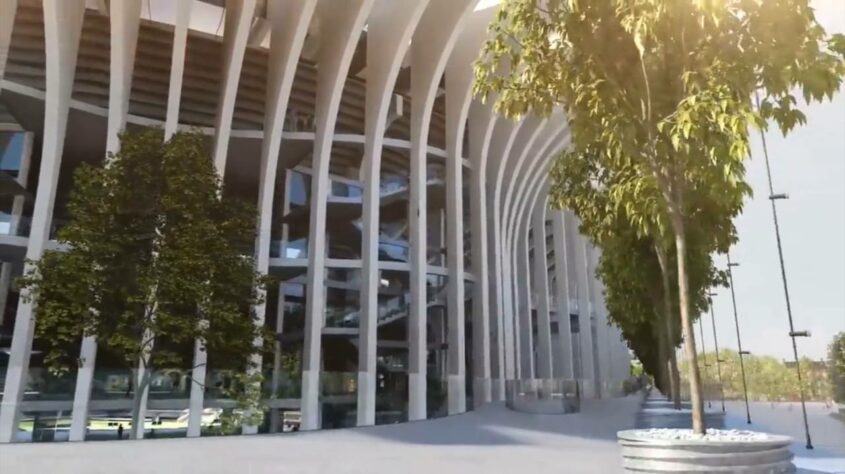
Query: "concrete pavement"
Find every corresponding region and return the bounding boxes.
[0,395,643,474]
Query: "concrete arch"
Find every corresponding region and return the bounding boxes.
[358,0,431,427]
[405,0,477,420]
[301,0,376,431]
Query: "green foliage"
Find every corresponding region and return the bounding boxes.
[19,129,268,389]
[213,372,266,435]
[681,350,833,402]
[475,0,845,432]
[829,332,845,403]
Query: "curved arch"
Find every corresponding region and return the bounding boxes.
[484,117,524,388]
[301,0,376,431]
[358,0,431,427]
[406,0,477,420]
[0,0,86,444]
[505,131,571,381]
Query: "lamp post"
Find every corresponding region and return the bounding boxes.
[754,92,813,450]
[697,315,712,408]
[726,255,751,424]
[707,292,725,413]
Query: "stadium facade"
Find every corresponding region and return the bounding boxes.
[0,0,631,442]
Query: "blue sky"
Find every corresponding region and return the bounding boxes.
[705,0,845,361]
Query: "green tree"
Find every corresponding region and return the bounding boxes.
[475,0,844,433]
[828,333,845,403]
[20,130,267,438]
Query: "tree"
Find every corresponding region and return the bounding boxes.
[20,129,267,438]
[475,0,844,433]
[830,332,845,404]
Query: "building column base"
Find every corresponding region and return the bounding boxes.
[356,370,376,427]
[300,369,321,430]
[408,371,426,421]
[447,374,466,415]
[472,377,492,408]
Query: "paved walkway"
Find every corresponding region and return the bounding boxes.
[0,395,643,474]
[722,400,845,474]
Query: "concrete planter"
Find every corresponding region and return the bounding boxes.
[642,400,692,410]
[617,429,795,473]
[636,407,726,429]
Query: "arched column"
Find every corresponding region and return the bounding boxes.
[551,209,575,380]
[501,118,567,380]
[301,0,375,431]
[570,213,598,398]
[239,0,318,437]
[484,119,523,396]
[70,0,143,442]
[163,0,192,139]
[0,0,86,444]
[466,101,496,405]
[358,0,430,427]
[405,0,476,420]
[505,129,571,381]
[530,193,553,380]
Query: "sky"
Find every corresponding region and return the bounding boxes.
[704,0,845,361]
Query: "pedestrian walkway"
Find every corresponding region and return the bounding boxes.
[0,395,643,474]
[723,401,845,474]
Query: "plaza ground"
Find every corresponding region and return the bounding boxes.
[0,395,843,473]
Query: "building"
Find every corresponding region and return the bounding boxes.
[0,0,631,442]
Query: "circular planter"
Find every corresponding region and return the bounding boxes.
[617,429,795,473]
[636,407,726,429]
[642,400,692,410]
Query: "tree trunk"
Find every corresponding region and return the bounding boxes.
[130,354,152,440]
[655,243,682,409]
[670,214,706,434]
[654,315,670,399]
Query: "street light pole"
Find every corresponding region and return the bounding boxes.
[754,92,813,450]
[697,315,712,408]
[707,292,725,413]
[726,254,751,424]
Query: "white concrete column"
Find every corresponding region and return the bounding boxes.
[514,218,534,379]
[358,0,429,428]
[531,197,553,380]
[589,247,611,396]
[501,120,567,380]
[467,102,495,405]
[550,210,575,380]
[211,0,257,172]
[0,0,18,85]
[584,243,603,398]
[301,0,374,431]
[484,119,521,395]
[104,0,142,155]
[163,0,192,140]
[443,16,493,416]
[497,117,543,380]
[183,0,256,439]
[405,0,476,421]
[445,9,497,407]
[239,0,317,438]
[506,129,571,382]
[0,0,86,444]
[570,217,597,398]
[69,0,143,442]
